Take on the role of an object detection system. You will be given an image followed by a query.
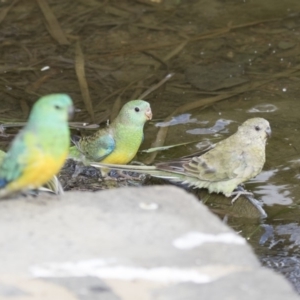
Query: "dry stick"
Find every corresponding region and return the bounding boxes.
[131,75,157,100]
[19,99,30,118]
[141,51,168,69]
[143,93,236,165]
[143,66,300,164]
[0,121,99,130]
[142,41,189,72]
[0,0,19,24]
[139,73,175,99]
[94,87,130,112]
[36,0,70,45]
[87,76,155,123]
[94,78,143,111]
[76,0,101,6]
[188,18,282,43]
[229,18,281,30]
[75,41,95,122]
[110,96,122,122]
[130,80,145,100]
[98,18,281,58]
[163,40,189,62]
[25,69,59,94]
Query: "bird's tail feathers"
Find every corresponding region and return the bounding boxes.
[43,176,64,195]
[90,162,177,179]
[91,162,155,171]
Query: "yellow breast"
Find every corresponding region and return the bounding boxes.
[101,149,136,165]
[7,150,67,193]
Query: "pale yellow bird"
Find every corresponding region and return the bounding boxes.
[91,118,271,202]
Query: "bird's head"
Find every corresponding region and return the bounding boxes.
[117,100,152,125]
[29,94,74,123]
[238,118,271,141]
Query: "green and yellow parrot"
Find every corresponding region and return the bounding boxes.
[0,149,63,195]
[69,100,152,166]
[0,94,74,198]
[91,118,271,201]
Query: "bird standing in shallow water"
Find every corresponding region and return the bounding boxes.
[0,94,74,198]
[69,100,152,166]
[91,118,271,201]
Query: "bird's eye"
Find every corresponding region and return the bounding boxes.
[54,105,61,110]
[255,125,260,131]
[135,107,140,112]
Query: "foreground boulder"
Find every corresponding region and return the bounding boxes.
[0,186,297,299]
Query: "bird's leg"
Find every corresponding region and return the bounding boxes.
[230,191,253,204]
[116,170,135,180]
[230,188,267,217]
[98,167,119,181]
[106,169,145,181]
[230,186,253,204]
[72,163,86,178]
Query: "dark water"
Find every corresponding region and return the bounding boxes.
[1,0,300,292]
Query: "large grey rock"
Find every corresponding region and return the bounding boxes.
[0,186,297,299]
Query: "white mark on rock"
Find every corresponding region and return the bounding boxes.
[139,202,159,210]
[173,231,245,249]
[31,259,211,284]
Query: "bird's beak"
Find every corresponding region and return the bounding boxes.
[266,126,271,138]
[68,105,75,120]
[145,107,153,120]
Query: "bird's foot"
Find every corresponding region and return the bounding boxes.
[116,171,132,180]
[102,175,118,181]
[230,190,253,204]
[72,164,85,178]
[116,170,143,180]
[105,170,144,181]
[229,187,267,217]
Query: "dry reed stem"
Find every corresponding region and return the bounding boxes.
[75,41,95,122]
[36,0,70,45]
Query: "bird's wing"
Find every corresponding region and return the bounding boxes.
[0,131,35,187]
[76,133,116,162]
[156,144,253,183]
[184,147,252,182]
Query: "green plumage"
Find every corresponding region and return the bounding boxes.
[0,94,73,197]
[69,100,152,165]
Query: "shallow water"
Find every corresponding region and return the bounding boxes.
[1,0,300,292]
